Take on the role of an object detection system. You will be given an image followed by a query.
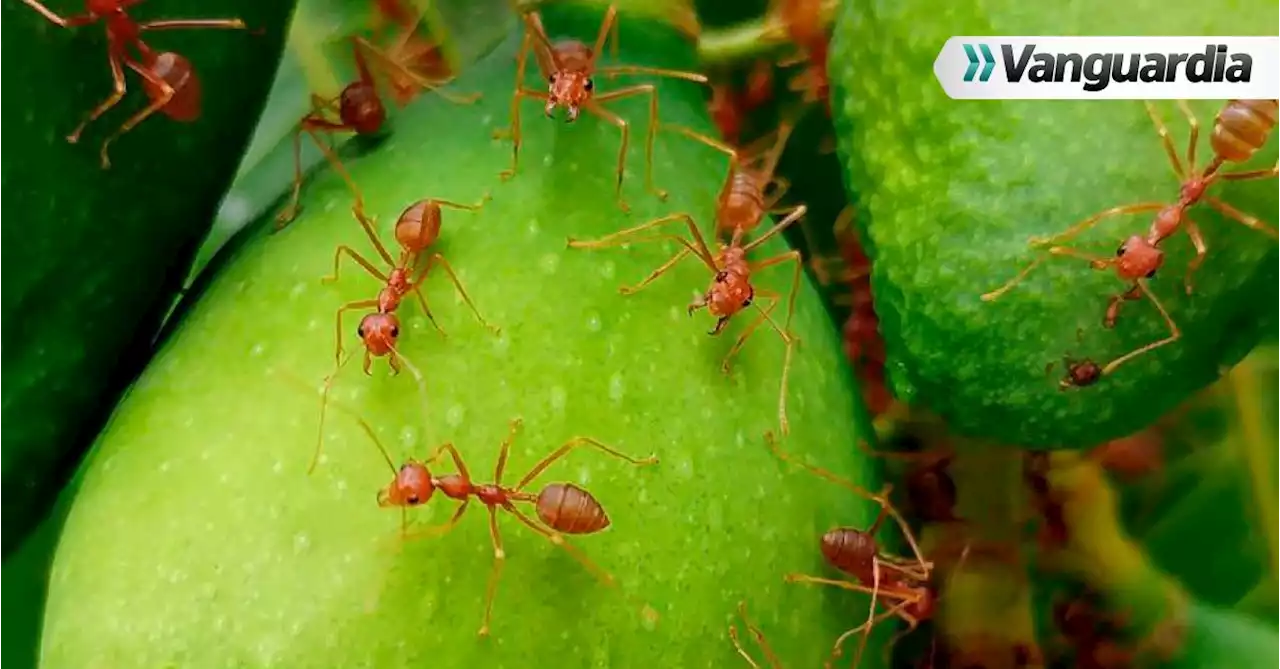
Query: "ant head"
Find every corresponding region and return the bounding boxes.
[904,586,937,622]
[1114,235,1163,280]
[357,313,401,356]
[339,82,387,135]
[379,462,435,507]
[1060,358,1102,389]
[703,269,754,319]
[545,70,593,122]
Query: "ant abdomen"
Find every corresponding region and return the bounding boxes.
[395,200,443,251]
[1211,99,1278,164]
[339,82,386,134]
[536,483,611,534]
[716,171,767,235]
[143,51,201,122]
[820,527,878,578]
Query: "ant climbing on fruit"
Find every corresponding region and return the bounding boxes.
[728,601,785,668]
[276,32,479,226]
[766,433,940,668]
[325,402,660,637]
[494,5,709,212]
[20,0,253,168]
[982,100,1278,385]
[566,201,805,435]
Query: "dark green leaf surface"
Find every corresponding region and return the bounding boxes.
[40,9,888,668]
[0,0,296,555]
[829,0,1279,448]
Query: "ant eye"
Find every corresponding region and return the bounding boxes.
[407,495,419,505]
[390,326,400,337]
[584,78,594,91]
[1145,269,1157,279]
[548,72,557,83]
[357,325,365,337]
[1115,245,1126,257]
[715,271,728,281]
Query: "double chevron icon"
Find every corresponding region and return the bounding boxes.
[962,43,996,82]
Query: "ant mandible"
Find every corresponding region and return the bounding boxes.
[494,5,709,212]
[21,0,252,168]
[335,407,659,637]
[275,31,480,226]
[982,100,1278,384]
[728,601,785,668]
[566,203,805,435]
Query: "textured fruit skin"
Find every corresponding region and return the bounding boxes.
[829,0,1279,448]
[39,12,889,669]
[0,0,297,555]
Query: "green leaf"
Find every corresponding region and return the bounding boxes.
[828,0,1279,448]
[0,0,297,555]
[40,8,889,667]
[1115,346,1278,615]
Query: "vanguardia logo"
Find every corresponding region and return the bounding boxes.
[933,36,1280,100]
[962,44,996,82]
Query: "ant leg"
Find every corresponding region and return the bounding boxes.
[477,506,506,637]
[746,251,804,435]
[1028,202,1165,247]
[353,37,480,105]
[730,601,781,669]
[845,559,882,669]
[305,121,368,215]
[1173,100,1199,173]
[619,245,694,295]
[320,246,389,286]
[331,299,379,366]
[495,26,539,175]
[137,18,249,31]
[349,204,398,267]
[401,500,471,541]
[1181,219,1207,295]
[580,91,644,212]
[98,59,176,168]
[505,506,634,598]
[414,252,501,334]
[491,418,525,484]
[19,0,97,26]
[590,3,617,63]
[1204,196,1278,240]
[432,194,493,213]
[1218,164,1278,181]
[67,48,127,145]
[275,101,337,226]
[596,64,709,85]
[661,123,741,200]
[742,204,808,254]
[1103,284,1142,329]
[721,291,780,373]
[514,437,657,491]
[1099,281,1181,378]
[981,246,1117,302]
[767,432,930,573]
[568,212,698,251]
[1142,101,1185,179]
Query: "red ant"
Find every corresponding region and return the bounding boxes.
[706,60,775,145]
[766,433,938,669]
[983,100,1278,384]
[565,202,805,435]
[330,405,659,637]
[764,0,834,111]
[494,5,709,212]
[275,30,479,226]
[728,601,785,668]
[21,0,253,168]
[307,196,499,473]
[1022,452,1070,550]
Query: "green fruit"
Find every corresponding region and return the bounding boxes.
[1,0,296,554]
[829,0,1279,448]
[41,9,887,668]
